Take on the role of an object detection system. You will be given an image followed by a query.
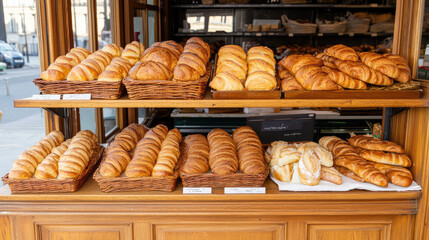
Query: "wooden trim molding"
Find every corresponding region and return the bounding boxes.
[88,0,98,52]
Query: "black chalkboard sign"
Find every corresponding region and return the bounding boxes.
[246,114,315,144]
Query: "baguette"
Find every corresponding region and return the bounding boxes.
[371,162,413,187]
[359,149,412,167]
[348,135,405,154]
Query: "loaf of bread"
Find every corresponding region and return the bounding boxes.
[322,66,367,89]
[348,135,405,154]
[335,165,365,182]
[359,149,412,167]
[324,44,359,62]
[58,130,98,179]
[334,60,393,86]
[152,129,182,177]
[121,41,145,65]
[232,126,266,175]
[383,53,411,83]
[209,72,245,91]
[125,124,169,177]
[173,37,210,81]
[298,147,321,186]
[181,134,210,174]
[207,129,238,175]
[359,52,400,79]
[321,166,342,185]
[371,162,413,187]
[334,155,388,187]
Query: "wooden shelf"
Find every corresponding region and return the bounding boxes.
[173,32,393,38]
[171,3,395,9]
[14,93,429,109]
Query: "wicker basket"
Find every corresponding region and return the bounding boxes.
[93,151,180,192]
[218,0,251,3]
[123,62,211,100]
[346,12,370,33]
[280,0,307,3]
[318,21,347,33]
[33,79,124,99]
[282,15,317,34]
[2,145,104,193]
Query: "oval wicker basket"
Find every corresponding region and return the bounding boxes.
[318,21,347,33]
[282,14,317,34]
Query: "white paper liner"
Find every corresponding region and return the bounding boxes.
[271,174,421,192]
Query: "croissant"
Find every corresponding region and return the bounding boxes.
[232,126,265,175]
[218,45,247,60]
[86,50,114,71]
[152,129,182,177]
[247,46,275,76]
[245,71,277,90]
[348,135,405,154]
[173,38,210,81]
[141,47,178,71]
[187,37,210,58]
[281,76,305,91]
[359,52,400,79]
[99,148,131,178]
[153,40,184,59]
[181,134,210,174]
[277,65,292,80]
[51,139,72,156]
[28,130,65,160]
[324,44,359,62]
[322,66,367,89]
[67,63,99,81]
[248,59,276,76]
[65,47,91,63]
[315,53,337,69]
[175,52,206,76]
[210,72,244,91]
[40,62,74,81]
[383,53,411,83]
[34,153,61,179]
[359,149,412,167]
[216,59,247,82]
[125,124,169,177]
[128,61,172,80]
[121,41,145,65]
[294,65,342,90]
[371,162,412,187]
[334,60,393,86]
[101,43,122,57]
[319,136,359,158]
[207,129,238,175]
[109,123,148,152]
[279,54,323,74]
[9,151,43,179]
[248,46,274,58]
[334,155,388,187]
[98,57,133,82]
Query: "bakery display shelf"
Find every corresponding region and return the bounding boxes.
[14,91,429,108]
[171,3,395,9]
[173,32,392,38]
[0,177,420,203]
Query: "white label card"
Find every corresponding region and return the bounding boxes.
[63,94,91,100]
[183,187,212,194]
[224,187,266,194]
[32,94,61,100]
[256,33,262,37]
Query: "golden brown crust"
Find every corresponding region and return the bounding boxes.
[371,162,413,187]
[322,66,367,89]
[334,59,393,86]
[359,149,412,167]
[324,44,359,62]
[152,129,182,177]
[34,153,61,179]
[348,135,405,154]
[210,72,244,91]
[207,129,238,175]
[294,65,342,90]
[245,71,277,91]
[359,52,400,79]
[129,61,172,81]
[181,134,210,174]
[335,165,365,182]
[279,54,323,74]
[232,126,265,175]
[320,166,342,185]
[383,53,411,83]
[101,44,122,57]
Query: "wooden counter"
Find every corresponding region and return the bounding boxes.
[0,179,420,240]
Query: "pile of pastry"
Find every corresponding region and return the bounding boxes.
[279,44,411,91]
[129,37,210,82]
[320,135,413,187]
[7,130,98,180]
[40,42,145,82]
[180,126,267,175]
[266,141,342,185]
[209,45,277,91]
[98,124,182,178]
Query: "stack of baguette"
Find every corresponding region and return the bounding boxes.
[8,131,65,179]
[128,40,184,81]
[99,124,182,178]
[180,127,266,176]
[173,37,211,81]
[58,130,99,179]
[266,141,342,185]
[319,135,413,187]
[210,45,278,91]
[278,44,411,91]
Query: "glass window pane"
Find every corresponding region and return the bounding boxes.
[103,108,117,135]
[79,108,96,134]
[185,11,205,32]
[134,10,144,43]
[97,0,112,49]
[72,0,89,49]
[148,10,156,46]
[208,14,233,33]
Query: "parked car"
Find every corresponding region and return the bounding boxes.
[0,43,24,68]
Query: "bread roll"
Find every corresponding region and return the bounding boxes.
[101,43,122,57]
[232,126,266,175]
[321,166,342,185]
[125,124,169,177]
[271,164,293,182]
[298,147,321,186]
[348,135,405,154]
[207,129,238,175]
[181,134,210,174]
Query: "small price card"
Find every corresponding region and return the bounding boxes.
[32,94,61,100]
[224,187,266,194]
[63,94,91,100]
[348,33,355,37]
[183,187,212,194]
[268,32,274,36]
[317,33,323,36]
[288,33,294,37]
[369,3,378,7]
[371,33,378,37]
[338,33,344,36]
[256,33,262,37]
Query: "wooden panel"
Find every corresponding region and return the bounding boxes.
[36,224,132,240]
[307,224,388,240]
[0,216,12,240]
[154,224,285,240]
